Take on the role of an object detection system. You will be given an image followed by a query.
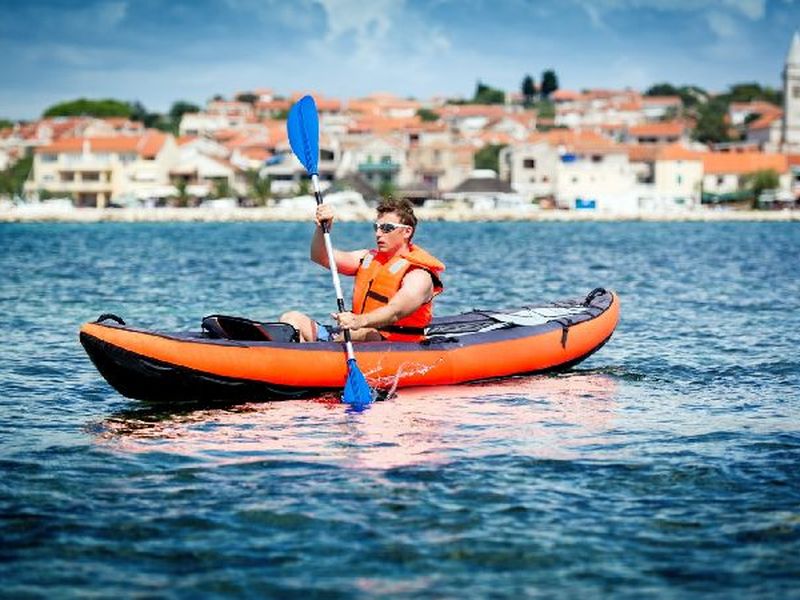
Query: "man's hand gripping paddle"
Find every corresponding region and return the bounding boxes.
[287,95,374,408]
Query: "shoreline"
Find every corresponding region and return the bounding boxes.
[1,205,798,223]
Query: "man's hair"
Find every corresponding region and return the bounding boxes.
[376,197,418,233]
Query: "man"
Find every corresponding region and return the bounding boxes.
[280,197,444,343]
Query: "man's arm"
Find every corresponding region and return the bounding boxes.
[335,269,434,331]
[310,226,367,275]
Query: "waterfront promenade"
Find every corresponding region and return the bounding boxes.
[1,204,798,223]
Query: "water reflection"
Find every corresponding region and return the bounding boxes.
[94,371,619,469]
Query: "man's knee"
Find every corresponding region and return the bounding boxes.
[280,310,304,324]
[280,310,315,342]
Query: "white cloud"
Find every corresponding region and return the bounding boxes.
[308,0,453,72]
[706,11,740,39]
[97,1,129,28]
[570,0,767,25]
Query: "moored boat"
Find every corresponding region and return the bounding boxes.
[79,288,619,403]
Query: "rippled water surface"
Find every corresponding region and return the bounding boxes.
[1,221,799,598]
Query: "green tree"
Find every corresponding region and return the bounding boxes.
[0,119,13,130]
[473,144,506,172]
[0,154,33,197]
[645,83,707,108]
[693,98,730,144]
[174,179,189,207]
[473,80,505,104]
[521,74,536,106]
[645,83,679,97]
[744,169,780,208]
[535,99,555,120]
[129,101,162,128]
[235,92,259,104]
[42,98,133,118]
[540,70,559,99]
[212,178,232,199]
[247,169,272,206]
[416,108,440,122]
[169,101,200,123]
[297,178,310,196]
[378,179,396,200]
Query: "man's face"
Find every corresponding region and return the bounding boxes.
[374,211,412,253]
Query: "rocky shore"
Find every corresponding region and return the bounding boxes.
[1,204,798,223]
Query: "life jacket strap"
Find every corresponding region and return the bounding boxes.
[366,290,389,304]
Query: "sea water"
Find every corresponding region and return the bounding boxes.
[1,221,798,598]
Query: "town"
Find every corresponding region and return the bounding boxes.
[2,35,799,221]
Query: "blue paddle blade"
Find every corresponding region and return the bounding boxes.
[287,95,319,175]
[342,358,374,408]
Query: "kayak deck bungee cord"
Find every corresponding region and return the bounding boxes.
[80,288,619,403]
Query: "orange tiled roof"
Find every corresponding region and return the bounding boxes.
[642,95,682,106]
[239,147,271,161]
[730,100,781,114]
[478,131,513,145]
[36,131,168,157]
[626,144,661,162]
[255,99,292,112]
[703,152,788,175]
[656,143,704,161]
[628,121,686,137]
[551,89,581,101]
[527,129,620,153]
[615,101,642,111]
[788,154,800,166]
[747,112,782,130]
[349,115,421,134]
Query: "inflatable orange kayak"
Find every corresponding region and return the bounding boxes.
[79,288,619,403]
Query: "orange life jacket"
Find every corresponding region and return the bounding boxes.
[352,244,445,342]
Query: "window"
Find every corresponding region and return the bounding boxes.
[591,155,602,163]
[794,85,800,99]
[677,175,682,185]
[717,176,724,186]
[60,171,74,182]
[83,171,100,182]
[320,149,334,161]
[41,153,57,163]
[523,158,536,169]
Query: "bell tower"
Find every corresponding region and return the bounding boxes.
[783,32,800,152]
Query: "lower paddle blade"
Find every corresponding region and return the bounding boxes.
[342,359,374,407]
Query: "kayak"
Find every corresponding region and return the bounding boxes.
[79,288,619,403]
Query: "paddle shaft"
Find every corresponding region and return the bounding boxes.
[312,174,356,360]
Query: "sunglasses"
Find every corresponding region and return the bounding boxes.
[373,222,412,233]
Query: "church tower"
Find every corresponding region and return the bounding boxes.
[783,32,800,152]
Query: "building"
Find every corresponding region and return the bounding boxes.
[499,130,637,211]
[700,151,790,199]
[783,32,800,152]
[27,132,179,207]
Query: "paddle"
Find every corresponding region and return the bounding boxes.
[287,95,374,408]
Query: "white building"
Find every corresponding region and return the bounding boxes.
[784,32,800,152]
[27,132,179,207]
[500,130,638,212]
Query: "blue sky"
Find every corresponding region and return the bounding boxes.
[1,0,798,119]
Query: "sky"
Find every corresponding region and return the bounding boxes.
[1,0,799,120]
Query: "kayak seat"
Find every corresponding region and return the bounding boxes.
[202,314,300,343]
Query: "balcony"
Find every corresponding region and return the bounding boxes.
[358,159,400,174]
